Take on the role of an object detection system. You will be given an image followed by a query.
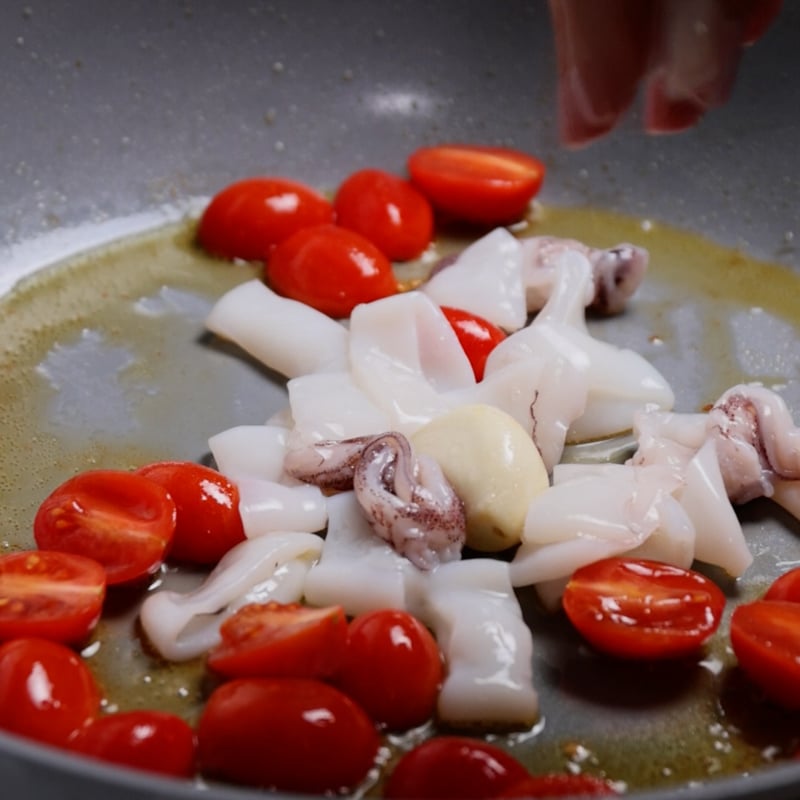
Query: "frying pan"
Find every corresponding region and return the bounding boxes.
[1,1,799,798]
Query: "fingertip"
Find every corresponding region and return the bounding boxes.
[643,75,706,135]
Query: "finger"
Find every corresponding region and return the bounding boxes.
[548,0,650,147]
[643,0,769,133]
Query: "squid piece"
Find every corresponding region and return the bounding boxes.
[348,291,473,434]
[454,354,587,473]
[510,462,688,588]
[486,249,674,446]
[353,432,467,570]
[208,424,291,482]
[286,371,391,445]
[284,435,371,492]
[139,532,323,661]
[632,384,800,525]
[708,384,800,504]
[679,439,752,577]
[236,478,328,538]
[205,279,349,378]
[303,491,426,616]
[285,432,466,570]
[521,236,648,314]
[421,228,528,332]
[419,559,539,730]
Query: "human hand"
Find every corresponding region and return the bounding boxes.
[548,0,782,147]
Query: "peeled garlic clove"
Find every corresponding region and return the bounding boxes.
[411,404,549,551]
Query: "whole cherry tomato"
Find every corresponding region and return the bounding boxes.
[336,608,443,731]
[71,710,197,778]
[562,558,725,660]
[0,637,100,747]
[198,177,334,262]
[496,773,619,797]
[383,736,529,799]
[763,566,800,603]
[197,677,379,793]
[440,305,507,381]
[266,223,398,318]
[207,601,348,680]
[34,470,176,586]
[136,460,245,565]
[334,168,434,261]
[730,600,800,709]
[407,145,545,226]
[0,550,106,645]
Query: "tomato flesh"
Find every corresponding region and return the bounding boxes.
[562,558,725,659]
[730,600,800,709]
[71,710,197,778]
[266,223,398,317]
[407,144,545,226]
[137,460,246,565]
[0,550,106,645]
[337,608,443,731]
[0,637,100,747]
[198,177,334,262]
[197,677,379,793]
[33,470,176,586]
[334,168,434,261]
[440,305,507,381]
[383,736,530,799]
[207,601,348,680]
[763,566,800,603]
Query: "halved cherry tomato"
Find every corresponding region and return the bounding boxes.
[763,567,800,603]
[198,177,334,262]
[440,306,507,381]
[334,168,434,261]
[207,601,348,680]
[136,461,245,565]
[0,550,106,644]
[562,558,725,660]
[197,677,379,793]
[383,736,530,799]
[266,223,398,317]
[495,773,619,797]
[407,145,545,226]
[70,710,196,778]
[337,608,443,731]
[0,637,100,747]
[33,470,176,586]
[730,600,800,709]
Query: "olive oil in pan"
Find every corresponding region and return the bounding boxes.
[0,208,798,791]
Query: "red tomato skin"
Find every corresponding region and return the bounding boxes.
[334,168,434,261]
[136,461,245,565]
[266,223,398,318]
[0,638,100,747]
[207,601,348,680]
[763,567,800,603]
[562,558,726,660]
[70,710,196,778]
[33,470,176,586]
[383,736,530,800]
[440,306,507,381]
[0,550,106,645]
[197,677,379,793]
[337,608,443,731]
[407,145,545,226]
[495,773,619,798]
[730,600,800,709]
[198,177,334,262]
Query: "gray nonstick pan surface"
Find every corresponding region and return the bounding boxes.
[1,2,799,799]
